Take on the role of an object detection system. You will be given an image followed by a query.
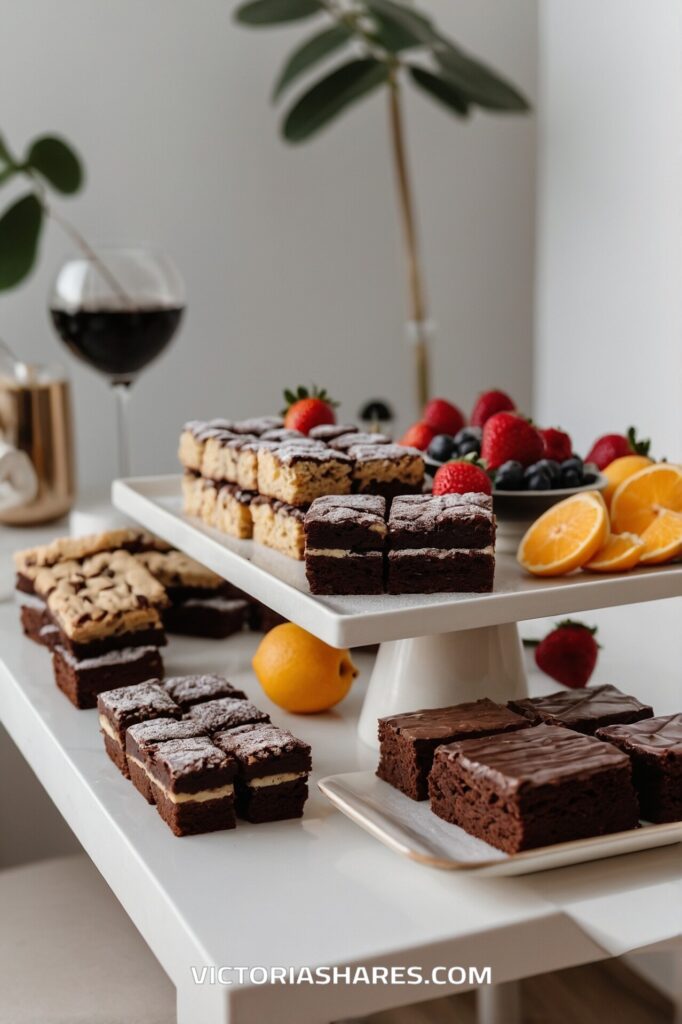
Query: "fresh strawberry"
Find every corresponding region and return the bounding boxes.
[423,397,465,436]
[534,620,599,688]
[481,412,543,470]
[399,421,436,450]
[282,386,337,434]
[585,427,651,470]
[540,427,573,462]
[470,389,515,428]
[432,456,492,496]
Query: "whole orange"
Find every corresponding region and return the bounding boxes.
[252,623,358,713]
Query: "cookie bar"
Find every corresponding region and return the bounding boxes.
[332,431,391,452]
[236,433,311,491]
[230,415,284,436]
[178,419,234,473]
[187,696,270,734]
[52,644,165,711]
[214,723,312,823]
[145,737,238,835]
[377,699,531,800]
[201,430,256,485]
[429,725,639,852]
[211,483,254,539]
[508,684,654,735]
[304,494,387,595]
[386,493,495,594]
[14,528,168,589]
[250,496,307,560]
[162,674,247,711]
[349,443,424,498]
[308,423,358,442]
[596,714,682,822]
[97,680,181,776]
[126,718,206,802]
[181,472,208,518]
[257,442,352,506]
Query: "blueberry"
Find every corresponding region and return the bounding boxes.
[457,438,481,457]
[494,460,525,490]
[454,426,483,446]
[427,434,455,462]
[526,470,552,491]
[534,458,561,483]
[561,468,583,488]
[561,456,583,474]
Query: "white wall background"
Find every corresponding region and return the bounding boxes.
[0,0,537,489]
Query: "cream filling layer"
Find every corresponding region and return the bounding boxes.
[99,714,120,743]
[305,548,381,559]
[126,751,235,804]
[246,771,307,789]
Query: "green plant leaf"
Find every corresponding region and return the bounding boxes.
[364,0,436,46]
[409,66,469,118]
[434,44,530,111]
[282,58,388,143]
[273,25,351,100]
[235,0,322,26]
[0,193,44,290]
[26,136,84,194]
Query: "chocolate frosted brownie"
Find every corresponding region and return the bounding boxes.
[349,443,424,499]
[163,674,247,711]
[257,443,352,506]
[386,493,495,594]
[146,737,237,835]
[52,644,165,711]
[429,724,640,852]
[596,714,682,823]
[97,680,181,776]
[126,718,206,802]
[187,697,270,734]
[304,495,387,595]
[18,592,50,645]
[377,699,531,800]
[508,684,653,735]
[214,723,312,822]
[250,495,307,560]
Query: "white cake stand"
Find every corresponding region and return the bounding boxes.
[113,476,682,748]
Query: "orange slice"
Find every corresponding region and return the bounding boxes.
[602,454,652,508]
[517,491,609,577]
[610,463,682,534]
[639,509,682,565]
[584,532,645,573]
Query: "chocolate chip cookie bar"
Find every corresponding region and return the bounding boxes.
[250,495,307,559]
[257,442,352,506]
[178,419,235,473]
[304,494,387,594]
[211,483,255,539]
[348,443,424,499]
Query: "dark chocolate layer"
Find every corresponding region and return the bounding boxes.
[508,684,653,735]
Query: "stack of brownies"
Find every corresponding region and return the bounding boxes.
[376,683,682,853]
[178,415,425,560]
[304,492,496,595]
[97,674,312,836]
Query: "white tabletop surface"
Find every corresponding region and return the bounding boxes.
[1,518,681,1024]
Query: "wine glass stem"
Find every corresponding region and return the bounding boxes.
[113,382,132,478]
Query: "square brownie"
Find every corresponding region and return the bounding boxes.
[163,674,247,711]
[429,724,640,853]
[187,696,270,734]
[146,737,238,835]
[97,681,181,777]
[304,494,387,595]
[53,644,165,711]
[377,699,531,800]
[508,684,654,735]
[126,718,207,803]
[214,723,312,823]
[596,714,682,823]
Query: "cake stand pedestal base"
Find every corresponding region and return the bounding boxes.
[357,622,528,749]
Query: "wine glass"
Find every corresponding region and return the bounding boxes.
[49,246,185,478]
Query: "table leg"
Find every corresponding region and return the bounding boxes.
[357,622,528,748]
[476,981,521,1024]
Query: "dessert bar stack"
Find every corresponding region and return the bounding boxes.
[375,683,682,853]
[304,492,496,595]
[97,674,311,836]
[179,415,425,560]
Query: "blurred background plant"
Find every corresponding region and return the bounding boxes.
[235,0,530,413]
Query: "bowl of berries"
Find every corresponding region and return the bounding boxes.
[406,393,608,554]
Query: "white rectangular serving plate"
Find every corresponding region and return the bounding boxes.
[318,771,682,876]
[113,476,682,649]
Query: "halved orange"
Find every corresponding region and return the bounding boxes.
[639,509,682,565]
[584,532,645,573]
[602,454,652,508]
[610,463,682,534]
[517,491,609,577]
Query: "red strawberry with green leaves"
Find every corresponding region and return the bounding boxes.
[540,427,573,462]
[585,427,651,470]
[481,412,543,470]
[432,456,492,496]
[533,620,599,688]
[399,422,436,450]
[470,389,515,428]
[423,397,465,436]
[282,386,338,434]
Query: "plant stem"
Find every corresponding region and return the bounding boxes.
[387,74,430,411]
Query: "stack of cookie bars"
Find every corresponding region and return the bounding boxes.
[179,416,425,560]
